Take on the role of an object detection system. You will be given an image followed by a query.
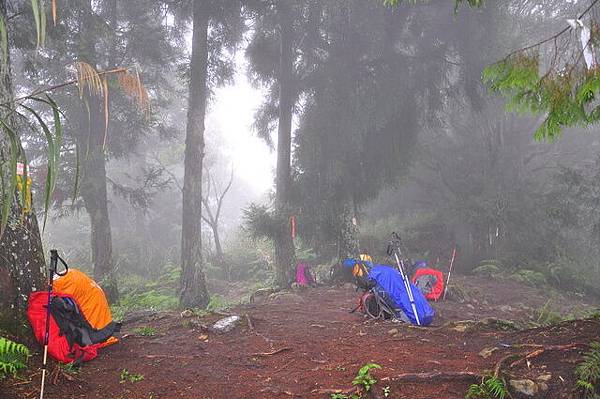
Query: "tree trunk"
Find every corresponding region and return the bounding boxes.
[211,226,229,280]
[338,203,359,259]
[77,122,118,302]
[180,0,209,308]
[76,0,118,302]
[0,0,45,333]
[274,3,296,288]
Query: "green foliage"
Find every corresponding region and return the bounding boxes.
[206,295,231,312]
[120,369,144,383]
[352,363,382,392]
[59,362,80,375]
[223,229,274,283]
[111,264,180,318]
[330,394,357,399]
[483,46,600,140]
[243,203,284,241]
[330,363,382,399]
[466,375,507,399]
[473,263,501,278]
[132,326,158,337]
[509,269,547,287]
[535,300,563,326]
[575,342,600,399]
[0,96,62,236]
[0,337,29,378]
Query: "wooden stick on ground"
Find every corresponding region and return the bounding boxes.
[245,314,254,331]
[250,347,292,357]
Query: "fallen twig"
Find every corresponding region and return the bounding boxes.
[508,343,581,369]
[145,354,195,359]
[250,347,292,357]
[259,386,296,396]
[312,387,358,396]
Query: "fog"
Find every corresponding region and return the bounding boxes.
[2,0,600,345]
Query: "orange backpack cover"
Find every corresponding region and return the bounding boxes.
[53,269,118,347]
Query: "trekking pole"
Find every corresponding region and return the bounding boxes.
[389,233,421,326]
[442,247,457,301]
[39,250,68,399]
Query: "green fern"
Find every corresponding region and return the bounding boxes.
[466,375,507,399]
[0,337,30,378]
[575,342,600,399]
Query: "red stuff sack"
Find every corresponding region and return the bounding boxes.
[27,291,100,364]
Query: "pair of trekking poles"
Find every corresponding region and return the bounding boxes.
[387,232,422,326]
[348,233,422,325]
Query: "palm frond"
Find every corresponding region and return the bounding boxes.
[116,68,150,113]
[30,0,46,48]
[75,61,104,99]
[19,103,57,232]
[51,0,57,26]
[102,76,109,149]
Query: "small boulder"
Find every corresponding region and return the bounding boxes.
[387,328,399,335]
[509,379,538,396]
[212,315,241,333]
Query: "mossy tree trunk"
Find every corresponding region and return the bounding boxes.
[0,0,45,333]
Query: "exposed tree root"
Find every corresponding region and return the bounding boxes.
[384,371,482,382]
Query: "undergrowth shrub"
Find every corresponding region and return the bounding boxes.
[575,342,600,399]
[466,375,507,399]
[0,337,29,378]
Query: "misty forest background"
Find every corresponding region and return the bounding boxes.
[2,0,600,329]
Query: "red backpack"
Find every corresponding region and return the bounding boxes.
[411,268,444,301]
[27,292,101,364]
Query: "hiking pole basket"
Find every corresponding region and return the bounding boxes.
[39,249,69,399]
[387,233,421,326]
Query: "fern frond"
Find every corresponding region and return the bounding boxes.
[0,337,30,378]
[575,342,600,398]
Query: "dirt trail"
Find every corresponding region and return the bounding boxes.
[2,276,600,399]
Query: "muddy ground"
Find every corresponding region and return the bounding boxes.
[2,275,600,399]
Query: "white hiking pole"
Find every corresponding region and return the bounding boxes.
[39,250,68,399]
[442,247,457,301]
[390,233,421,326]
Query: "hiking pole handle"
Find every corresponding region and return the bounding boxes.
[50,249,69,277]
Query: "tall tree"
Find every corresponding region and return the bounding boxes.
[180,0,210,307]
[178,0,243,307]
[246,1,323,286]
[0,0,45,329]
